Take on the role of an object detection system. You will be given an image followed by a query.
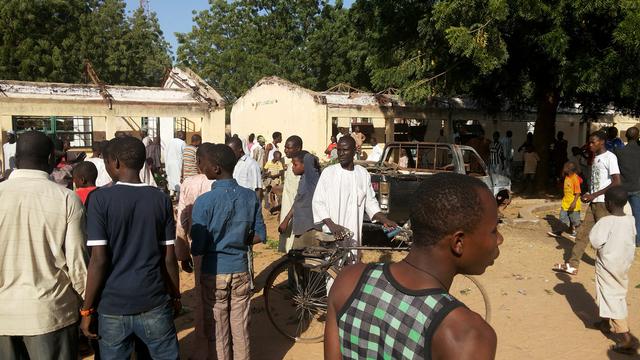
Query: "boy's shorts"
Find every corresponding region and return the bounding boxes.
[560,210,581,227]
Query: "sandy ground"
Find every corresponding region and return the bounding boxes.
[172,197,640,360]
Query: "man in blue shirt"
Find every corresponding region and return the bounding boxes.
[191,143,266,360]
[80,136,180,359]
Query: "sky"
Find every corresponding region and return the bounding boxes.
[124,0,355,56]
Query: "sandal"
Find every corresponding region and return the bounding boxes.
[553,263,578,275]
[610,343,638,355]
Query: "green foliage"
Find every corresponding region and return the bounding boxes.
[0,0,171,86]
[176,0,370,101]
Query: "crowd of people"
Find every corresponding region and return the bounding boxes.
[0,122,638,359]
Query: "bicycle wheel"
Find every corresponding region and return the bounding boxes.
[449,275,492,323]
[264,257,339,343]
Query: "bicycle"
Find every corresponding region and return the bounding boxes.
[262,228,491,343]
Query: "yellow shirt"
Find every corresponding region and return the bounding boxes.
[561,173,582,211]
[264,160,284,175]
[0,170,88,335]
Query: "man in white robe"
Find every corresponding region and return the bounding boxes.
[2,131,17,177]
[313,136,396,261]
[278,136,302,253]
[165,131,186,198]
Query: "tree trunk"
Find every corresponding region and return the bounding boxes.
[533,88,560,192]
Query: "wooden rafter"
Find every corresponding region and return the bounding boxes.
[84,60,114,109]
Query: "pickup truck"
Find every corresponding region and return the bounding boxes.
[360,142,511,245]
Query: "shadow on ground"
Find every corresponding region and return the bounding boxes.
[543,215,595,266]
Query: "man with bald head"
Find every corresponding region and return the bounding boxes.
[313,136,397,261]
[615,126,640,246]
[0,131,88,359]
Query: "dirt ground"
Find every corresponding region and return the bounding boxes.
[174,197,640,360]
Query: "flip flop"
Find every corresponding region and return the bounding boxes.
[553,263,578,275]
[610,343,638,355]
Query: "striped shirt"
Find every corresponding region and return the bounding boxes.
[489,141,504,166]
[182,145,198,179]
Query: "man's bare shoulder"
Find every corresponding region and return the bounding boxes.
[432,305,497,360]
[328,263,370,310]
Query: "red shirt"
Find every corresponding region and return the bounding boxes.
[75,186,97,205]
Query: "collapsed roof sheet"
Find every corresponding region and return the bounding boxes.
[0,80,201,104]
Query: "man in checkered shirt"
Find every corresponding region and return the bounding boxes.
[324,173,502,360]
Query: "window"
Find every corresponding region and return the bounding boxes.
[12,116,93,148]
[174,117,196,136]
[141,117,159,138]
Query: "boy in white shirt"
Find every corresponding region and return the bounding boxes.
[590,186,638,354]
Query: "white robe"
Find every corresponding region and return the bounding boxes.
[86,157,112,187]
[3,142,16,172]
[312,164,382,247]
[279,161,300,252]
[590,215,637,319]
[165,138,185,194]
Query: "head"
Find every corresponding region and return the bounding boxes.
[493,131,500,141]
[526,132,533,141]
[272,131,282,144]
[191,134,202,146]
[257,135,266,146]
[588,131,607,154]
[562,161,577,177]
[604,186,628,214]
[557,131,564,140]
[337,136,356,168]
[92,141,102,157]
[410,173,502,275]
[625,126,639,141]
[354,126,361,133]
[15,131,55,173]
[284,135,303,159]
[248,133,255,143]
[114,131,126,139]
[176,131,186,141]
[607,126,618,140]
[72,161,98,188]
[226,136,245,159]
[291,151,307,176]
[7,131,16,143]
[272,150,282,162]
[370,136,378,146]
[506,130,512,138]
[196,143,236,180]
[330,135,337,143]
[140,129,148,138]
[103,136,146,181]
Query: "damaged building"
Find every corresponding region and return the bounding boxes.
[0,67,225,175]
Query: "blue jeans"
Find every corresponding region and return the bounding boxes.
[98,303,178,360]
[629,191,640,246]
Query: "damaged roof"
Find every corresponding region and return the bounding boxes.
[245,76,404,107]
[0,67,223,108]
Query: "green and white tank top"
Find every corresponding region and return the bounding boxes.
[337,263,463,360]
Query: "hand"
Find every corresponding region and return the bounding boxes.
[581,193,595,203]
[171,298,182,318]
[327,223,350,240]
[278,220,289,234]
[80,315,99,340]
[381,218,398,229]
[181,258,194,273]
[568,204,576,212]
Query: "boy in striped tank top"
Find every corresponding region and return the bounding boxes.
[325,173,502,360]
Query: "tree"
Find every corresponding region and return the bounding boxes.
[176,0,368,101]
[0,0,172,86]
[124,8,172,86]
[352,0,640,189]
[0,0,87,82]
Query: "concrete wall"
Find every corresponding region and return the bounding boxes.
[0,97,223,175]
[231,84,328,156]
